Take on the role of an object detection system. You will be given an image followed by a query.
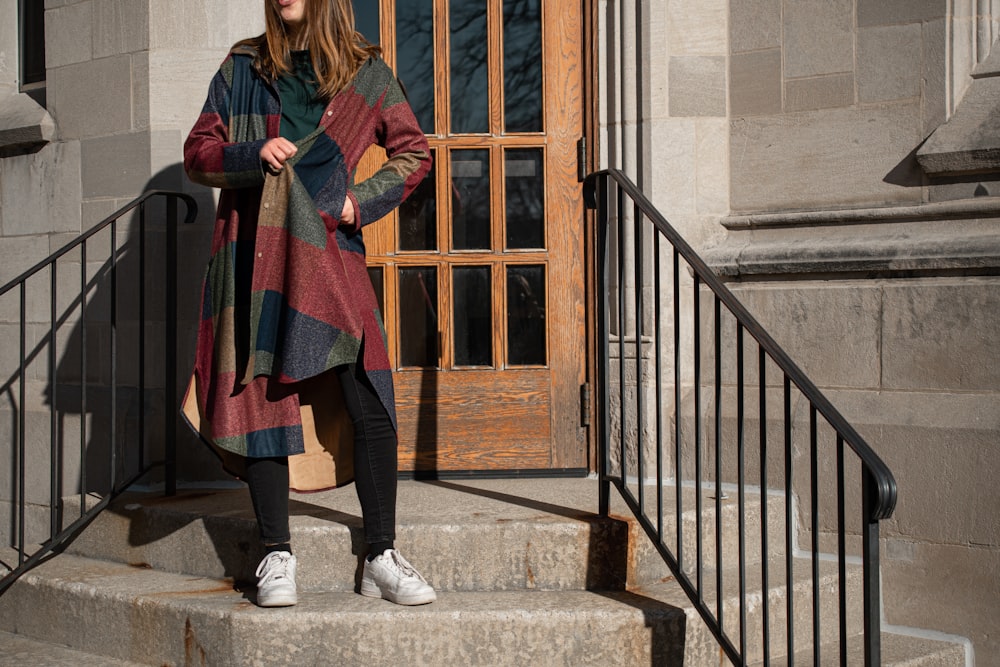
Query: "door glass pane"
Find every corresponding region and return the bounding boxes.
[505,148,545,249]
[450,0,489,133]
[396,0,435,133]
[503,0,543,132]
[353,1,380,45]
[399,149,437,251]
[399,267,438,367]
[367,266,384,315]
[451,149,491,250]
[507,265,546,365]
[453,266,492,366]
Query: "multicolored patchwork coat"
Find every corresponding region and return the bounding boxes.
[182,46,431,490]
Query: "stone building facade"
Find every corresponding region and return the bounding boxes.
[1,0,997,661]
[599,0,1000,660]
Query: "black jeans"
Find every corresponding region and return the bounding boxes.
[245,362,397,547]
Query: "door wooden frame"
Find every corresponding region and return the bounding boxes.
[361,0,602,475]
[582,0,601,474]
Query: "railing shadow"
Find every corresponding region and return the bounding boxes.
[0,165,209,593]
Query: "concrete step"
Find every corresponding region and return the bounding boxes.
[0,553,690,666]
[0,630,145,666]
[750,630,967,666]
[633,556,865,665]
[61,478,781,592]
[0,475,961,666]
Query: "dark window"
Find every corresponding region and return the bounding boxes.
[19,0,46,89]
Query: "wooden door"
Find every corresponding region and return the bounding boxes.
[354,0,586,473]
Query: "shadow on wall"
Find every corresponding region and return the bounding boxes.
[1,163,219,548]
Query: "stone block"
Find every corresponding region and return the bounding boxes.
[148,0,260,51]
[0,140,82,236]
[148,50,224,131]
[45,1,94,68]
[93,0,149,58]
[0,1,16,88]
[695,118,729,215]
[666,0,727,56]
[730,0,780,53]
[648,118,697,215]
[131,51,149,131]
[826,388,1000,546]
[0,235,50,286]
[668,56,726,117]
[149,131,185,186]
[783,0,854,79]
[81,198,124,228]
[882,542,999,662]
[715,282,882,389]
[785,73,854,112]
[81,131,152,199]
[881,280,1000,392]
[223,1,266,44]
[47,56,133,140]
[223,1,266,45]
[921,19,948,136]
[859,24,923,103]
[858,0,946,27]
[730,49,781,117]
[730,104,923,212]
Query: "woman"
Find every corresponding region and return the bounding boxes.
[182,0,435,608]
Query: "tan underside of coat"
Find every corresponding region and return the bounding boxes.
[181,371,355,492]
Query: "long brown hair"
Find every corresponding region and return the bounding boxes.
[237,0,381,100]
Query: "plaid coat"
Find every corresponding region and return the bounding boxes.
[182,47,431,489]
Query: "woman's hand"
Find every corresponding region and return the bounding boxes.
[260,138,297,172]
[340,197,357,227]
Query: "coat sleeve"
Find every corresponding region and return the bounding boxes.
[345,74,432,231]
[184,59,268,190]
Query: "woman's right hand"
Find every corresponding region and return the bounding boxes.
[260,137,297,172]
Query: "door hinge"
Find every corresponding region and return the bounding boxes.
[577,137,587,182]
[580,382,592,427]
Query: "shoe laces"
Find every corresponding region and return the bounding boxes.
[379,549,427,583]
[256,551,294,587]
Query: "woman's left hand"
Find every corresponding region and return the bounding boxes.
[340,198,356,227]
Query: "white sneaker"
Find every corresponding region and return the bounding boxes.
[255,551,297,607]
[361,549,437,605]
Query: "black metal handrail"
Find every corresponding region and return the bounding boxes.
[0,191,197,595]
[585,169,896,666]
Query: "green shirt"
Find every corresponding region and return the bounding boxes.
[277,51,326,143]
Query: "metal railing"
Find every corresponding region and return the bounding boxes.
[0,191,197,594]
[585,169,897,666]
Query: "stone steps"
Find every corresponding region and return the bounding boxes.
[60,478,778,592]
[0,629,146,667]
[0,554,689,666]
[750,631,969,666]
[0,478,966,665]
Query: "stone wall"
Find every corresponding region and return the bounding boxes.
[600,0,999,661]
[716,0,1000,660]
[0,1,266,547]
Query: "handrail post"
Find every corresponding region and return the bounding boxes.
[165,196,178,497]
[587,172,612,517]
[862,465,882,666]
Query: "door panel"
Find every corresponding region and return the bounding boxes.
[355,0,586,472]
